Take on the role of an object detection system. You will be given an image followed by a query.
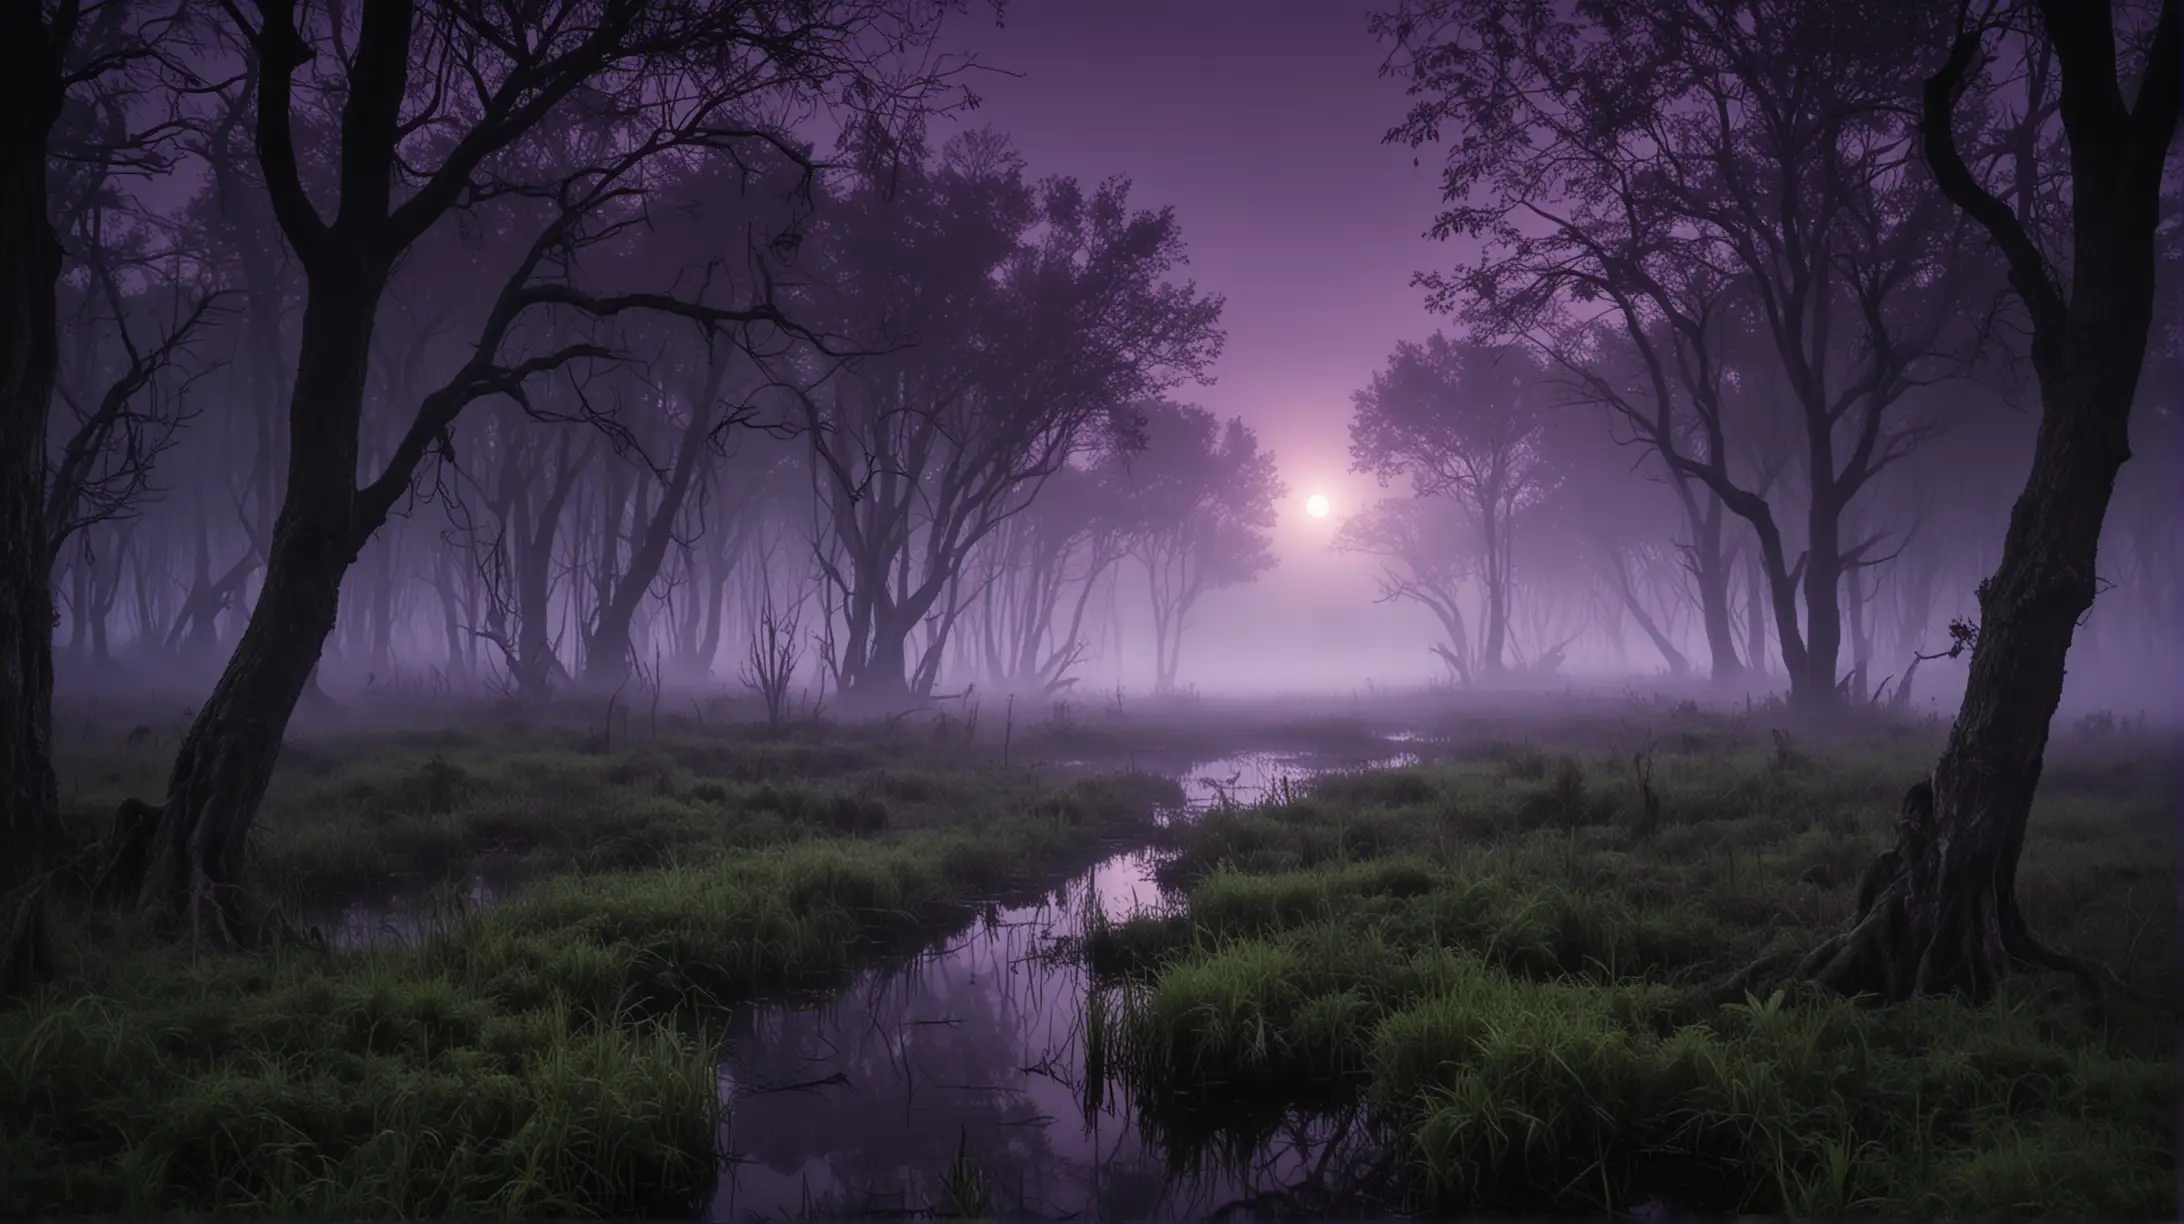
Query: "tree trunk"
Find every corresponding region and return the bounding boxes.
[0,9,65,992]
[855,617,913,702]
[1797,498,1847,710]
[511,439,581,699]
[1785,2,2178,1000]
[104,273,384,942]
[1743,547,1769,680]
[1846,563,1877,704]
[1674,480,1744,680]
[1604,544,1690,677]
[110,542,347,941]
[1478,502,1507,674]
[582,385,717,689]
[1794,370,2132,997]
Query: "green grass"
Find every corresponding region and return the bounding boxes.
[7,713,1190,1217]
[55,713,1186,911]
[1090,713,2178,1217]
[16,698,2175,1217]
[1,826,1170,1216]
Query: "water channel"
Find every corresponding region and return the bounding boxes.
[707,747,1415,1220]
[312,743,1425,1216]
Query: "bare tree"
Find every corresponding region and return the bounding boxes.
[1126,402,1284,694]
[1380,0,1982,708]
[2,0,198,994]
[742,590,803,727]
[1351,336,1557,676]
[100,0,975,944]
[1334,495,1479,685]
[969,462,1133,695]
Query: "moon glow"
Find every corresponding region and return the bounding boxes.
[1306,493,1330,519]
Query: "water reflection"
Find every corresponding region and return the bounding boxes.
[709,850,1397,1221]
[303,739,1421,951]
[307,851,523,949]
[1178,750,1420,812]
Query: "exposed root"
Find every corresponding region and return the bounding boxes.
[92,796,296,953]
[2000,908,2143,1005]
[1732,779,2122,1006]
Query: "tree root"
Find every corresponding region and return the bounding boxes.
[2001,908,2145,1005]
[1727,779,2127,1007]
[91,796,304,953]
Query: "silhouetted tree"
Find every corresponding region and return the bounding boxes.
[970,462,1135,695]
[101,0,972,944]
[1783,0,2180,1000]
[1125,402,1283,693]
[1381,0,1980,708]
[799,130,1223,701]
[1554,325,1748,680]
[1350,336,1556,676]
[1533,413,1698,678]
[2,0,203,994]
[1333,495,1479,684]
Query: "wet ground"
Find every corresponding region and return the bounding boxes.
[711,745,1416,1220]
[307,741,1423,1217]
[709,846,1392,1220]
[308,850,525,949]
[316,743,1420,950]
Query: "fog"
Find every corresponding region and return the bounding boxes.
[27,2,2177,731]
[8,2,2181,1216]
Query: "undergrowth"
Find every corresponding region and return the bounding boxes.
[1087,717,2178,1218]
[7,713,1185,1217]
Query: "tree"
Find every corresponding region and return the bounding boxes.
[563,152,808,688]
[100,0,972,944]
[1126,402,1283,693]
[1534,410,1700,678]
[2,0,202,994]
[1350,336,1556,675]
[1779,0,2179,1000]
[968,461,1135,695]
[1555,324,1749,680]
[799,130,1222,702]
[1379,0,1980,708]
[0,0,73,995]
[1332,494,1479,684]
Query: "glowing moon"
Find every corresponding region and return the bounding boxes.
[1306,493,1331,519]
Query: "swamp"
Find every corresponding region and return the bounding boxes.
[3,0,2178,1219]
[3,690,2173,1219]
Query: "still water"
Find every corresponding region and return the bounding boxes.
[309,748,1420,1216]
[706,740,1414,1219]
[708,848,1392,1221]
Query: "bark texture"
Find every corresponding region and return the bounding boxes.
[0,0,67,995]
[1784,0,2179,1001]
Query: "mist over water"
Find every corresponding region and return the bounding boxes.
[7,0,2179,1219]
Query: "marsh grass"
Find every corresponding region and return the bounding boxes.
[55,715,1186,910]
[8,714,1193,1217]
[2,828,1172,1216]
[1092,714,2178,1218]
[16,700,2174,1218]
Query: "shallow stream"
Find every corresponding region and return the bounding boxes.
[707,746,1416,1219]
[309,743,1424,1216]
[707,845,1393,1220]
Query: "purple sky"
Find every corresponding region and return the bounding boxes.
[939,1,1452,516]
[932,1,1464,682]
